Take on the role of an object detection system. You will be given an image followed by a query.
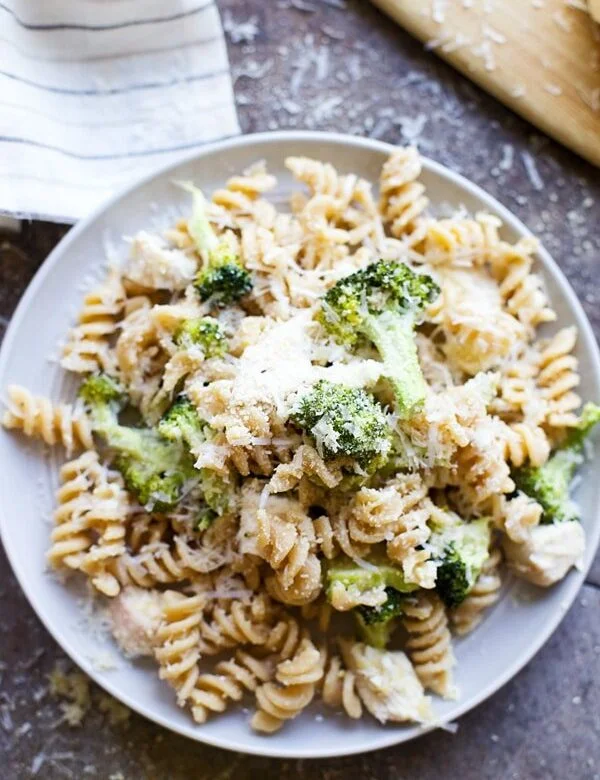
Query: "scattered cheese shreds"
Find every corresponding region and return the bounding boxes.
[521,151,545,191]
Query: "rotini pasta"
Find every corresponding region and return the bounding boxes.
[451,548,503,635]
[3,385,93,455]
[154,591,208,706]
[403,592,456,699]
[320,653,362,719]
[251,637,324,733]
[491,237,556,332]
[536,326,581,429]
[379,146,428,237]
[61,268,125,374]
[189,650,275,724]
[5,145,593,737]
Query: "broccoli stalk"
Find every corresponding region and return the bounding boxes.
[317,261,440,418]
[79,375,198,512]
[428,515,491,609]
[173,316,227,357]
[290,380,392,474]
[512,402,600,524]
[158,396,235,521]
[183,184,252,304]
[326,552,419,624]
[355,587,404,649]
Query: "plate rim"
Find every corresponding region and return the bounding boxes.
[1,129,599,759]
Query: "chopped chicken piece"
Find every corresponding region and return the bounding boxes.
[340,641,432,724]
[125,231,197,290]
[502,521,585,587]
[109,587,166,658]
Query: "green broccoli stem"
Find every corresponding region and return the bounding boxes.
[185,185,219,262]
[513,402,600,525]
[563,402,600,453]
[355,614,397,649]
[532,448,580,524]
[361,310,426,417]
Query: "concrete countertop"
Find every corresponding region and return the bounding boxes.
[0,1,599,777]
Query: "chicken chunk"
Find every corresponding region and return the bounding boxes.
[340,641,432,724]
[502,521,585,587]
[125,231,197,291]
[109,587,166,658]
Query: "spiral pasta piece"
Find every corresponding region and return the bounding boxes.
[115,305,166,421]
[113,521,235,590]
[188,650,275,724]
[260,613,304,661]
[320,654,362,719]
[61,269,125,374]
[251,637,324,733]
[48,452,130,596]
[211,163,277,228]
[78,477,130,597]
[126,513,169,554]
[489,345,543,422]
[312,511,368,562]
[451,549,503,635]
[536,327,581,429]
[348,474,436,589]
[47,451,107,570]
[403,592,456,699]
[3,385,93,455]
[449,428,515,516]
[154,591,207,705]
[503,421,551,468]
[240,484,322,606]
[286,156,346,198]
[111,543,194,589]
[198,594,276,656]
[379,147,428,236]
[416,213,501,267]
[491,239,556,332]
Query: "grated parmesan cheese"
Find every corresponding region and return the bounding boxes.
[521,151,545,191]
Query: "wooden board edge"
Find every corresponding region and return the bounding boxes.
[370,0,600,168]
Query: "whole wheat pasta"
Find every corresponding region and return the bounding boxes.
[251,637,324,733]
[61,268,125,374]
[451,549,503,635]
[3,385,93,455]
[403,592,456,699]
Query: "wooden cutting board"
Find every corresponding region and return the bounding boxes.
[371,0,600,167]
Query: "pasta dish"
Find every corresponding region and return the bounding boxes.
[3,147,596,732]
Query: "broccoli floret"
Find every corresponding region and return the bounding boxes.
[173,316,227,357]
[157,396,206,453]
[428,516,491,609]
[195,263,253,306]
[158,396,235,517]
[290,380,392,473]
[316,261,440,418]
[79,375,197,512]
[512,402,600,524]
[78,373,127,428]
[115,453,192,512]
[184,184,252,304]
[355,587,404,649]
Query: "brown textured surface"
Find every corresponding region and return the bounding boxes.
[1,1,600,777]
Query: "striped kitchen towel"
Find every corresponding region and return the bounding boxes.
[0,0,240,223]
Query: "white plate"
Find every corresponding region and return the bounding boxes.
[1,131,599,759]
